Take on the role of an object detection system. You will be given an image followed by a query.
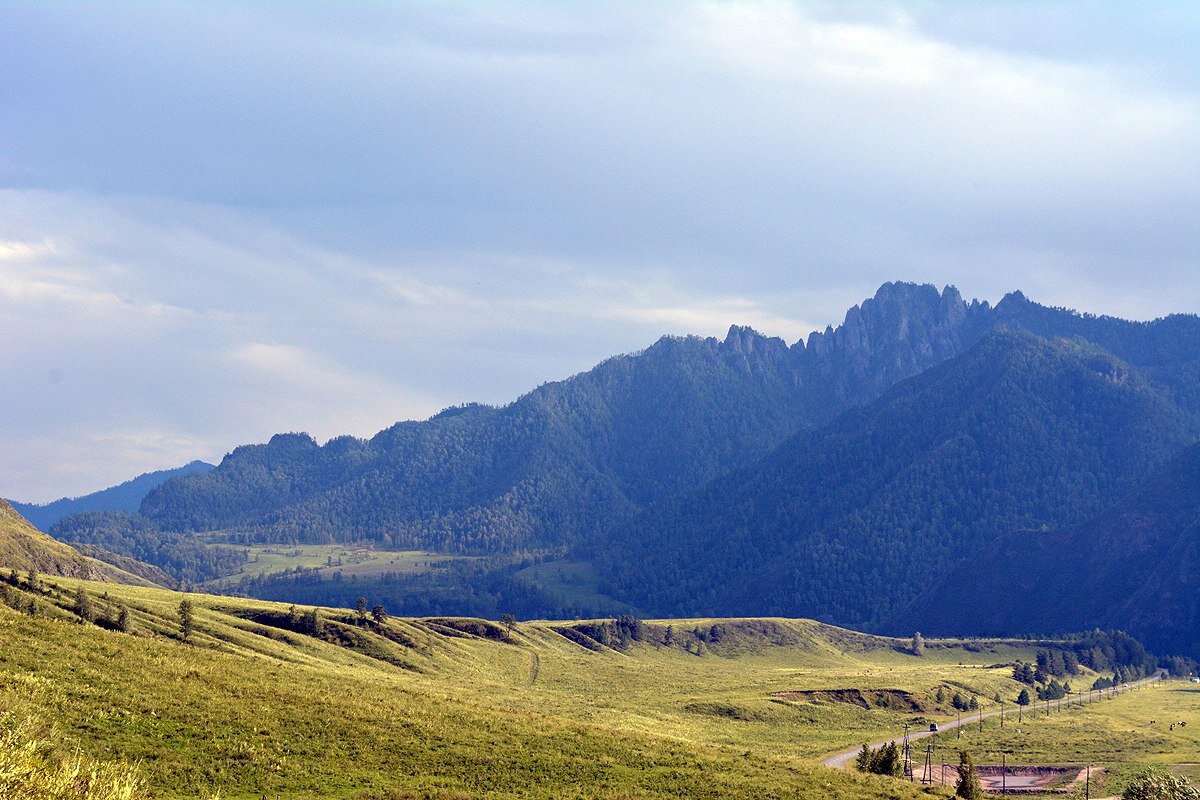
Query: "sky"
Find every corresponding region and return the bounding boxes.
[1,2,1197,502]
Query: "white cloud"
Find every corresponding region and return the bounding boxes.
[0,3,1195,499]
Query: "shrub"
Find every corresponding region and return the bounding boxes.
[1122,770,1200,800]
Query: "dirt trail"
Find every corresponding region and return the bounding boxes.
[527,651,540,687]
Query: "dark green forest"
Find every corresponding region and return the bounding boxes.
[49,511,245,585]
[901,442,1200,659]
[593,331,1198,627]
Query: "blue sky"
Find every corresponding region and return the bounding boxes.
[1,1,1197,501]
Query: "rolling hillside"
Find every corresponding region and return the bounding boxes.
[0,499,154,585]
[0,570,1158,799]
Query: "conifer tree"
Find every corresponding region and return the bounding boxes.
[179,598,194,642]
[912,631,925,656]
[73,587,95,624]
[302,608,322,636]
[855,744,872,772]
[116,605,132,633]
[955,751,984,800]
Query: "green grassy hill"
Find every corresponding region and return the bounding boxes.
[0,500,155,585]
[0,572,1113,799]
[0,569,1188,799]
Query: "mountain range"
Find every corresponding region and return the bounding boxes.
[10,460,214,531]
[18,281,1200,656]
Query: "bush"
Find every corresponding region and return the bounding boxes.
[854,741,903,777]
[1122,770,1200,800]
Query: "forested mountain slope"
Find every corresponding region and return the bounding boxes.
[594,331,1199,627]
[9,460,213,531]
[897,443,1200,658]
[124,283,1199,560]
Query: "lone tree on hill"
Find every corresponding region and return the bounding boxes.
[371,604,388,624]
[116,605,131,633]
[1017,688,1031,706]
[500,613,517,634]
[912,631,925,656]
[955,751,984,800]
[355,597,368,624]
[302,608,322,636]
[178,598,194,642]
[72,587,95,624]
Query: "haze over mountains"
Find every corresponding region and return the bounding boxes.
[15,282,1200,656]
[11,461,214,531]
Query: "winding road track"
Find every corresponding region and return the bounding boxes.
[820,672,1163,770]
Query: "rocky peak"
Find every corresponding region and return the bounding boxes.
[798,282,984,411]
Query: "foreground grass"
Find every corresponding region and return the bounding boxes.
[0,574,1128,799]
[0,710,146,800]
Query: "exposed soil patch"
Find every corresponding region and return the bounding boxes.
[924,765,1093,794]
[770,688,924,711]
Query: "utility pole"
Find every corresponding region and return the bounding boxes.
[1000,698,1004,728]
[903,722,912,781]
[957,707,962,740]
[1002,752,1007,796]
[1086,764,1091,800]
[979,702,983,733]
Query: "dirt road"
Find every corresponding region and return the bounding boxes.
[820,672,1163,770]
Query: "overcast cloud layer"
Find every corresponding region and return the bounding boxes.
[2,2,1197,502]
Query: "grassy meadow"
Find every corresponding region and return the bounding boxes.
[0,571,1189,799]
[197,541,463,589]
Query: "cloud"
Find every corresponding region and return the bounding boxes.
[0,3,1196,499]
